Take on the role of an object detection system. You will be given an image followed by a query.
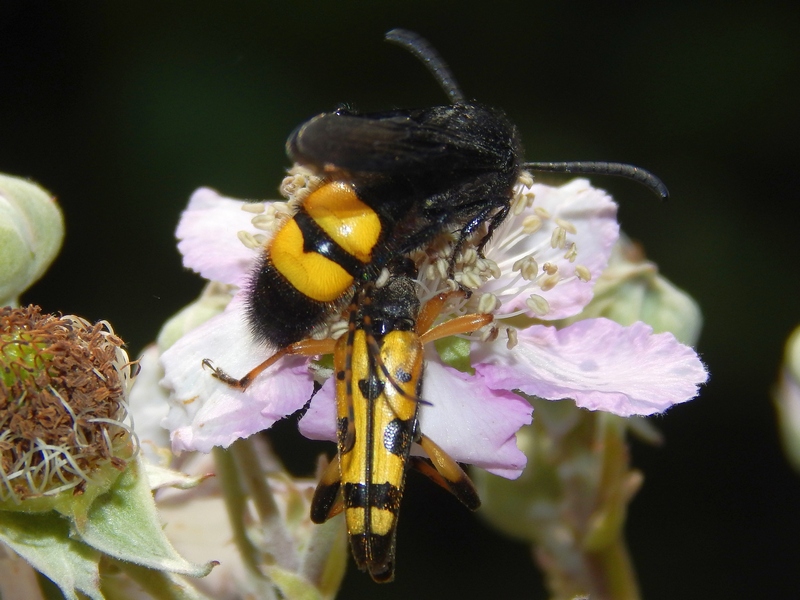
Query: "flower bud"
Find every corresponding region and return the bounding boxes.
[156,281,233,351]
[775,326,800,472]
[0,174,65,307]
[559,236,703,345]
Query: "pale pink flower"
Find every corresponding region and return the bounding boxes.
[160,178,707,478]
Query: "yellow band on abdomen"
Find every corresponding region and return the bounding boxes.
[305,182,381,263]
[270,219,354,302]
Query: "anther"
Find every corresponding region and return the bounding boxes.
[237,230,261,250]
[513,256,539,281]
[543,262,558,275]
[550,227,567,249]
[554,217,577,235]
[506,327,519,350]
[526,294,551,316]
[518,172,534,188]
[539,274,561,292]
[241,202,266,214]
[522,215,543,234]
[478,293,500,314]
[575,265,591,282]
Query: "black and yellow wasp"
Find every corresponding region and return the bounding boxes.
[244,28,669,352]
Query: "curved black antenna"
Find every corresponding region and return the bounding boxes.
[523,161,669,200]
[385,28,465,104]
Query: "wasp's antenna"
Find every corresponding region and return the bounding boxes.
[523,161,669,200]
[385,28,465,104]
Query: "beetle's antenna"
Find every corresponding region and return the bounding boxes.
[385,29,465,104]
[523,161,669,200]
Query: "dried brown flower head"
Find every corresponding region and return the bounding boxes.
[1,306,136,508]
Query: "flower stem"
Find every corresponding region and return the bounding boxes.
[212,445,267,579]
[584,536,640,600]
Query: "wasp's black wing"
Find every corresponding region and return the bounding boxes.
[287,104,522,177]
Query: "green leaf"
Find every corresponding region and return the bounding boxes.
[0,510,102,600]
[72,457,215,578]
[103,560,213,600]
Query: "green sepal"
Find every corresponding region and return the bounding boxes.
[143,462,211,491]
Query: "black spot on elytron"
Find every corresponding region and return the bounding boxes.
[344,482,368,509]
[336,369,345,381]
[358,372,385,400]
[394,366,412,384]
[384,418,412,456]
[343,482,401,510]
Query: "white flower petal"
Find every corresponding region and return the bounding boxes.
[297,379,337,441]
[176,188,261,286]
[473,318,707,417]
[160,296,313,453]
[128,345,170,462]
[417,359,532,478]
[482,179,619,320]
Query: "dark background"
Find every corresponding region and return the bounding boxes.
[3,1,799,598]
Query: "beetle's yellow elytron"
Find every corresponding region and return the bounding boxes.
[307,274,493,582]
[211,273,492,581]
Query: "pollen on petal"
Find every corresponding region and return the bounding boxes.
[474,318,708,417]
